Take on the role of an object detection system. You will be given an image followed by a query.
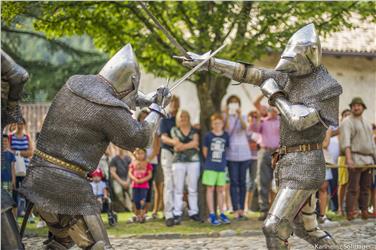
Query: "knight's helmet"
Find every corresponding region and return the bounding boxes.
[1,50,29,85]
[98,44,140,109]
[275,23,321,76]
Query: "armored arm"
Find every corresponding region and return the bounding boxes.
[260,78,322,131]
[209,58,265,85]
[1,51,29,101]
[181,52,281,86]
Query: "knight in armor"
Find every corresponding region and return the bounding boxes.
[178,24,341,250]
[18,44,171,250]
[1,50,29,250]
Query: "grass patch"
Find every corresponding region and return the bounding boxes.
[21,211,264,237]
[20,210,346,237]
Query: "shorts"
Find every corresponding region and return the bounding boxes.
[202,170,226,186]
[132,188,148,209]
[337,156,348,185]
[132,188,148,203]
[325,168,333,181]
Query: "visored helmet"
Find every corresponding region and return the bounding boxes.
[275,23,321,76]
[99,44,140,109]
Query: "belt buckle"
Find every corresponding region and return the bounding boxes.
[300,144,307,152]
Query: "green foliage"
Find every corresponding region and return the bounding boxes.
[2,1,375,119]
[1,14,107,102]
[3,1,375,81]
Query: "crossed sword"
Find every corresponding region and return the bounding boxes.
[139,2,226,93]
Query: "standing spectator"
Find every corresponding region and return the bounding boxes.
[2,135,16,194]
[371,124,376,218]
[160,95,180,226]
[138,109,159,218]
[202,113,231,225]
[128,148,153,223]
[10,118,34,216]
[253,95,280,221]
[339,97,376,220]
[149,134,163,219]
[245,110,261,212]
[171,110,201,224]
[110,148,133,211]
[318,128,338,226]
[327,126,340,212]
[98,147,111,182]
[224,95,252,220]
[337,109,351,216]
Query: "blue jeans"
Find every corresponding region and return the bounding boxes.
[228,160,251,211]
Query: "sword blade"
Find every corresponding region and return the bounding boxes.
[139,2,191,59]
[169,43,227,91]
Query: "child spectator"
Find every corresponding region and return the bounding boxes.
[2,135,16,194]
[128,148,152,223]
[202,113,231,225]
[90,168,108,211]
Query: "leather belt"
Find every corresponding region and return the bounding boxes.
[278,143,322,155]
[34,149,87,178]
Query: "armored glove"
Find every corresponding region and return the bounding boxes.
[153,86,171,108]
[147,86,171,118]
[175,51,212,71]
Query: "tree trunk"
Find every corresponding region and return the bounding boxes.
[196,72,231,219]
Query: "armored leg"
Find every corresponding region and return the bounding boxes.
[293,194,338,250]
[80,213,112,250]
[38,209,112,249]
[1,209,24,250]
[262,187,315,250]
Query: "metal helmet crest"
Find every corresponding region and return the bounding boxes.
[99,44,140,108]
[275,23,321,76]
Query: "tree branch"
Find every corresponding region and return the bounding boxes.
[2,26,102,58]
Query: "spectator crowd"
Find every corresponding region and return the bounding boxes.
[2,95,375,228]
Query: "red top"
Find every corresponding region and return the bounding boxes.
[129,162,152,189]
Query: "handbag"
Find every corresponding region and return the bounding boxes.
[14,151,27,176]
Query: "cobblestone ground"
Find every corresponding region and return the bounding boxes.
[24,219,375,250]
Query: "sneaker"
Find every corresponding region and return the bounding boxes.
[173,215,182,225]
[36,220,47,228]
[219,213,231,224]
[165,218,175,227]
[208,213,221,226]
[319,216,340,227]
[190,214,202,222]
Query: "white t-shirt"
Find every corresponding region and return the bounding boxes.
[90,181,107,196]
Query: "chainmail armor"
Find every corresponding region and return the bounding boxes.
[19,75,153,215]
[275,65,342,190]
